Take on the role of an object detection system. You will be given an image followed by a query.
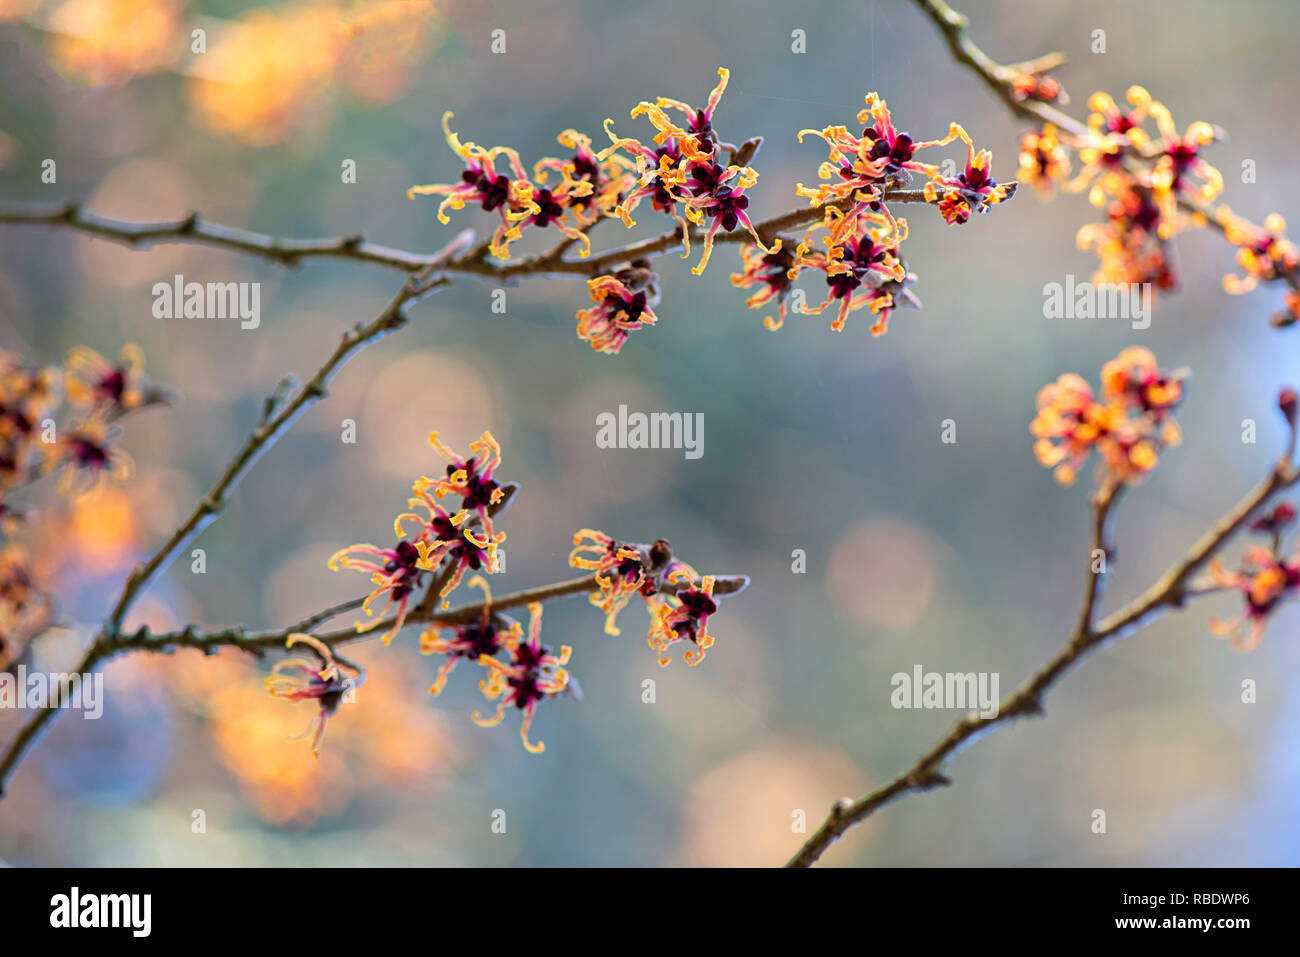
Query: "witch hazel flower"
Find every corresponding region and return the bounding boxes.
[329,537,428,644]
[420,575,521,696]
[472,601,572,754]
[545,128,636,229]
[1219,209,1299,291]
[570,530,733,668]
[265,633,361,755]
[797,93,958,226]
[0,543,51,671]
[796,206,908,333]
[407,111,537,258]
[1018,124,1071,197]
[49,413,133,499]
[1209,544,1300,651]
[575,265,660,355]
[630,65,730,163]
[0,353,60,491]
[569,530,677,635]
[425,430,506,530]
[681,161,766,274]
[648,570,717,667]
[1031,347,1185,486]
[409,430,509,605]
[599,129,689,231]
[603,67,772,274]
[522,129,639,255]
[731,240,798,331]
[923,124,1018,226]
[1147,100,1223,208]
[64,343,151,414]
[1087,87,1154,143]
[1075,177,1178,289]
[330,429,509,641]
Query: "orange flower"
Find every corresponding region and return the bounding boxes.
[1031,349,1185,486]
[575,271,659,355]
[1017,124,1071,197]
[419,575,521,696]
[48,414,133,499]
[64,343,150,413]
[647,571,717,667]
[922,124,1017,226]
[265,633,360,755]
[1219,208,1299,295]
[1209,546,1300,651]
[731,241,799,331]
[472,602,572,754]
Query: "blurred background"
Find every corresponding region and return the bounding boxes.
[1,0,1299,866]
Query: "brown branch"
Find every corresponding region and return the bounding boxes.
[0,202,448,272]
[107,571,751,658]
[0,187,971,286]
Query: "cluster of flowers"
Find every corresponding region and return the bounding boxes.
[415,72,1016,351]
[329,430,509,644]
[1,344,151,498]
[1014,79,1299,324]
[294,430,736,753]
[1030,346,1185,486]
[316,429,570,752]
[573,68,772,352]
[1217,208,1300,328]
[420,579,572,754]
[0,345,157,669]
[408,115,638,262]
[735,93,1014,334]
[569,530,722,667]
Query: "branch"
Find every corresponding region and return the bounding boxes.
[0,202,447,272]
[0,187,971,285]
[108,571,751,658]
